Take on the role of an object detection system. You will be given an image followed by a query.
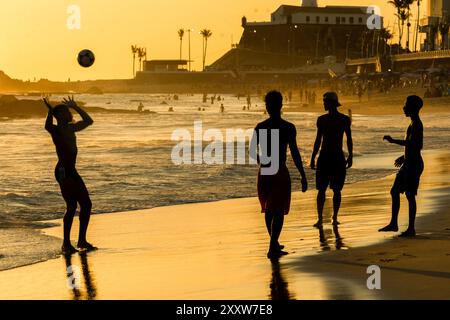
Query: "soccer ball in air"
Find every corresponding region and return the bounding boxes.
[77,49,95,68]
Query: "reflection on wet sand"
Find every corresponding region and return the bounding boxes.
[318,224,347,252]
[268,259,293,300]
[63,252,97,300]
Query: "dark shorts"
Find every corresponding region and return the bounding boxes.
[54,165,82,184]
[257,165,291,215]
[316,152,347,191]
[392,160,424,196]
[54,164,91,206]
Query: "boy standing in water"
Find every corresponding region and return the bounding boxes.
[253,91,308,259]
[44,96,95,254]
[310,92,353,227]
[380,95,424,237]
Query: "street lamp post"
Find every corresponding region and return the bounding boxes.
[188,29,193,71]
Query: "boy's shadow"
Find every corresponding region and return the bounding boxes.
[318,224,346,251]
[268,258,294,300]
[63,252,97,300]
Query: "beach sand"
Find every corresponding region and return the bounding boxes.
[285,88,450,115]
[0,150,448,300]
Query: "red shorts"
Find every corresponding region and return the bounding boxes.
[257,165,291,215]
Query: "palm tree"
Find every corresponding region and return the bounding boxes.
[137,47,145,72]
[389,0,409,52]
[403,0,415,51]
[398,9,411,52]
[178,29,185,60]
[131,45,138,77]
[379,28,393,55]
[414,0,421,51]
[143,47,147,70]
[200,29,212,71]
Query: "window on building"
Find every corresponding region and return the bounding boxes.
[336,17,340,24]
[350,17,354,24]
[316,16,320,23]
[325,17,329,22]
[342,17,346,23]
[358,17,363,23]
[306,16,310,23]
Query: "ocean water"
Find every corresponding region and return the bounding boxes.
[0,93,449,270]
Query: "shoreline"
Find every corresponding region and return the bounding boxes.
[0,150,448,299]
[2,89,450,120]
[289,151,450,299]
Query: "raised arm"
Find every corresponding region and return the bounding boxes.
[310,119,322,170]
[289,126,307,192]
[63,96,94,131]
[383,135,406,146]
[345,118,353,169]
[43,98,55,133]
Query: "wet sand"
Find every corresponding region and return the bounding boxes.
[285,88,450,115]
[0,150,448,299]
[292,151,450,300]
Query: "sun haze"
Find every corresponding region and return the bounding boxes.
[0,0,399,81]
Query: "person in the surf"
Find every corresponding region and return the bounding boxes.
[379,95,424,237]
[310,92,353,227]
[44,96,96,254]
[253,90,308,259]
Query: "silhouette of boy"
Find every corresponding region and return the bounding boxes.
[310,92,353,227]
[380,95,424,237]
[254,91,307,259]
[44,96,95,254]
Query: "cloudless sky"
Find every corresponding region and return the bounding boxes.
[0,1,427,81]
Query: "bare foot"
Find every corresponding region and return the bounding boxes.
[77,241,98,252]
[267,249,289,259]
[313,220,323,228]
[378,224,399,232]
[62,243,78,255]
[399,229,416,238]
[332,219,341,226]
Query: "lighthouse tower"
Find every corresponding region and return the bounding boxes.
[301,0,318,7]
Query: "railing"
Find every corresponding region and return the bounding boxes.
[345,57,379,66]
[392,50,450,61]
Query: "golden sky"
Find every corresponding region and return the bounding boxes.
[0,1,424,81]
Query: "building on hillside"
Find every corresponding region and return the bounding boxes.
[143,60,188,72]
[210,1,383,71]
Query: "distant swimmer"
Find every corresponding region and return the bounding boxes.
[379,95,424,237]
[310,92,353,227]
[43,96,96,254]
[137,102,144,113]
[252,91,308,259]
